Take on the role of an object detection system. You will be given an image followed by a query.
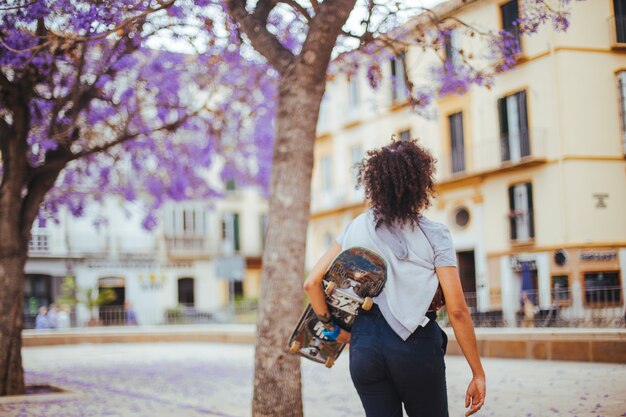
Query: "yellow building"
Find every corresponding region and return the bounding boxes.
[308,0,626,326]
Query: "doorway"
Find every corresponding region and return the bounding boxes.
[98,277,126,325]
[457,250,477,311]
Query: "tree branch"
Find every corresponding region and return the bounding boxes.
[296,0,357,79]
[279,0,313,22]
[226,0,295,74]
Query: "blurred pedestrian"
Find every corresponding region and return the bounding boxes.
[521,292,536,328]
[35,306,50,330]
[124,301,138,325]
[47,303,59,329]
[57,304,71,329]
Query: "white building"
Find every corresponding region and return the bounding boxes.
[25,185,267,328]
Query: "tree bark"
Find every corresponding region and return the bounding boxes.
[0,105,65,395]
[0,252,27,396]
[249,2,356,416]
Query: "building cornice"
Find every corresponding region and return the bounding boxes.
[486,242,626,258]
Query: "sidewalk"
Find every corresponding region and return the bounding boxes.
[23,324,626,363]
[2,342,625,417]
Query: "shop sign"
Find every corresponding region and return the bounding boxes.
[579,250,617,262]
[139,273,167,290]
[510,256,537,272]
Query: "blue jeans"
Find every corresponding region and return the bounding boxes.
[349,305,449,417]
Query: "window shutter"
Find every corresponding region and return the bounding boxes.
[234,213,240,252]
[508,185,517,240]
[517,91,530,157]
[498,97,511,162]
[526,183,534,239]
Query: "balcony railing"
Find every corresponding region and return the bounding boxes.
[437,287,625,328]
[165,235,208,255]
[437,127,548,181]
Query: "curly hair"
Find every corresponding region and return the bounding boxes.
[356,139,436,228]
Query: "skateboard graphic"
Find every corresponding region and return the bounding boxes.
[288,247,387,368]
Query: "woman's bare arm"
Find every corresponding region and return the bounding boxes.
[436,266,486,416]
[303,242,349,343]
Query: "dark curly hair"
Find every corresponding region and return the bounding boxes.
[356,139,436,228]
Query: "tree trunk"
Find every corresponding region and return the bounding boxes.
[0,252,27,396]
[251,69,326,417]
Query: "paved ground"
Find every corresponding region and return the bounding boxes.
[1,343,625,417]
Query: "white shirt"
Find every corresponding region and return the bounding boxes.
[337,210,457,340]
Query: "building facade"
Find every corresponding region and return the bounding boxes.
[307,0,626,326]
[25,186,267,327]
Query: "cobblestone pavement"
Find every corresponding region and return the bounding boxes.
[1,343,624,417]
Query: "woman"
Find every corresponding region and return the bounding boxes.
[304,139,486,417]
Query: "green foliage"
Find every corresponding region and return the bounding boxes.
[56,276,116,320]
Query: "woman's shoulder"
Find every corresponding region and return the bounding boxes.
[416,216,453,244]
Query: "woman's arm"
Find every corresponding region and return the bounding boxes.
[436,266,486,416]
[303,242,350,343]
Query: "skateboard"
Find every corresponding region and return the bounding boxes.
[288,247,387,368]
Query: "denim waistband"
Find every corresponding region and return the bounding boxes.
[362,303,437,321]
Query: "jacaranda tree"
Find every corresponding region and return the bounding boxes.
[0,0,275,395]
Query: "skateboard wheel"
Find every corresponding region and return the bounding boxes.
[324,281,337,295]
[324,357,335,368]
[289,341,301,353]
[362,297,374,311]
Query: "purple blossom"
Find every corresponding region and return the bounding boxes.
[1,0,277,231]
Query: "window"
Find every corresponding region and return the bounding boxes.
[390,54,408,103]
[454,206,471,229]
[550,275,570,306]
[398,129,411,141]
[29,218,49,253]
[178,277,195,306]
[500,0,521,54]
[444,29,462,67]
[614,0,626,43]
[320,156,333,193]
[508,182,534,242]
[498,90,530,163]
[222,212,240,253]
[618,71,626,153]
[164,206,207,251]
[166,207,206,236]
[448,112,465,173]
[348,73,360,109]
[584,271,622,306]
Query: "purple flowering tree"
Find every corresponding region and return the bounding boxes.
[0,0,275,395]
[222,0,583,416]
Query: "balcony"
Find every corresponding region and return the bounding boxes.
[165,235,209,258]
[437,127,548,184]
[608,15,626,50]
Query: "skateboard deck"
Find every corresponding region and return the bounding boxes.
[288,247,387,368]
